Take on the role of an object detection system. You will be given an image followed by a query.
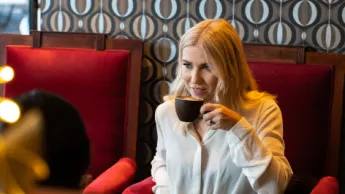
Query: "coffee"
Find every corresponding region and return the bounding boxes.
[177,96,203,101]
[175,96,204,122]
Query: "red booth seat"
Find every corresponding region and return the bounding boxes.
[5,46,136,193]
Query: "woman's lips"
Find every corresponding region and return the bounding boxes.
[192,88,206,96]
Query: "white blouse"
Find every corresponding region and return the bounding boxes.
[151,99,293,194]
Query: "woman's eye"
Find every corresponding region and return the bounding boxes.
[183,63,192,69]
[202,65,211,71]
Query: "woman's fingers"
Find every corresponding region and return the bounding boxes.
[199,103,242,130]
[203,111,221,129]
[201,104,222,128]
[200,103,218,114]
[202,109,217,122]
[209,122,219,130]
[208,117,221,130]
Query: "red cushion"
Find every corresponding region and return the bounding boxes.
[122,177,155,194]
[310,176,339,194]
[83,157,137,194]
[5,46,130,177]
[249,62,333,178]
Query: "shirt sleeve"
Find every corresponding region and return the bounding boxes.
[226,100,293,194]
[151,106,170,194]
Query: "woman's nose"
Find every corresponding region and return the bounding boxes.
[191,69,201,84]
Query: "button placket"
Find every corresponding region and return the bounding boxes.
[192,143,202,194]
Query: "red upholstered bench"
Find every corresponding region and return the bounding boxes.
[122,61,339,194]
[5,46,130,177]
[0,32,143,194]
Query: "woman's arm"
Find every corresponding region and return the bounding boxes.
[201,99,293,193]
[151,107,170,194]
[226,100,293,194]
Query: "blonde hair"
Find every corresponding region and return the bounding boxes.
[165,18,275,111]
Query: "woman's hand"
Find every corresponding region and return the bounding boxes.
[200,103,242,130]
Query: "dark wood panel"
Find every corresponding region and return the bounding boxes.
[243,43,313,64]
[306,52,345,178]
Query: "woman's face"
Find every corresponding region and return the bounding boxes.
[181,46,218,102]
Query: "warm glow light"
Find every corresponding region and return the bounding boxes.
[0,66,14,83]
[0,99,21,123]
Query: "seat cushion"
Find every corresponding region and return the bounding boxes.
[5,46,130,177]
[310,176,339,194]
[249,62,334,178]
[122,177,155,194]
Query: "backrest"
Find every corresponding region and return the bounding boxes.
[0,32,142,178]
[249,62,334,179]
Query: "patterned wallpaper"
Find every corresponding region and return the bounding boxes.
[38,0,345,181]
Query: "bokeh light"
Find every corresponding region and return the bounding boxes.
[0,99,20,123]
[0,66,14,83]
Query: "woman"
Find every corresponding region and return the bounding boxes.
[151,19,293,194]
[0,90,91,193]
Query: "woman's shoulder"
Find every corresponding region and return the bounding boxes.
[241,92,281,116]
[155,99,175,118]
[240,96,282,126]
[262,97,280,110]
[254,95,280,111]
[253,97,282,118]
[246,91,279,108]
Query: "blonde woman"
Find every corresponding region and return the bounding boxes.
[151,19,293,194]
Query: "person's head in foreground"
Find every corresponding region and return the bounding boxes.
[1,90,90,191]
[151,18,293,194]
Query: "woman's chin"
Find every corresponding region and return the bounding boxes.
[191,94,210,101]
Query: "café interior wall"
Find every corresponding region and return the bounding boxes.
[39,0,345,181]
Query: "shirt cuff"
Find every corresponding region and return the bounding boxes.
[226,117,253,147]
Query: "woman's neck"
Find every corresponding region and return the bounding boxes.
[193,119,209,141]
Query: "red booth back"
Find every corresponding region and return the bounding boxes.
[249,62,334,178]
[4,46,131,177]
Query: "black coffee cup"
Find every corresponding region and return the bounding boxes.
[175,96,204,122]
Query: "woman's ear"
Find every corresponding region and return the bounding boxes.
[79,174,93,189]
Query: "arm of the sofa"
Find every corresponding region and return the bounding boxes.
[310,176,339,194]
[122,176,156,194]
[83,157,137,194]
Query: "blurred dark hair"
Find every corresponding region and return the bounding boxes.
[0,90,90,189]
